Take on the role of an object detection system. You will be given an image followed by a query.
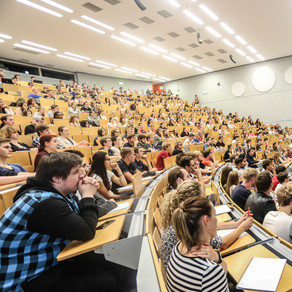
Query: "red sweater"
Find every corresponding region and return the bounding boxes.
[156,150,172,171]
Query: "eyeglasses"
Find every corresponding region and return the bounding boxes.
[105,158,111,161]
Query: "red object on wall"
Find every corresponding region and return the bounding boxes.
[152,82,165,95]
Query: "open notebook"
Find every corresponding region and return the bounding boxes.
[236,257,286,291]
[107,202,130,214]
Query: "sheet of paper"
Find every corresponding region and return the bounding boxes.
[215,205,231,215]
[117,185,133,192]
[107,202,130,214]
[236,257,287,291]
[217,228,246,238]
[142,176,153,181]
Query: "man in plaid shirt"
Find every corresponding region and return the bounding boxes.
[0,152,121,292]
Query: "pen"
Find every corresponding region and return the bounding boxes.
[248,207,251,218]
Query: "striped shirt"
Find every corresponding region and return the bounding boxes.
[166,243,229,292]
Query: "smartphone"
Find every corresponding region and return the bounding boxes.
[96,219,115,230]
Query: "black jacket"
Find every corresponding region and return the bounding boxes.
[244,191,277,224]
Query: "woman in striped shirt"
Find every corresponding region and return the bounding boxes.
[166,196,229,292]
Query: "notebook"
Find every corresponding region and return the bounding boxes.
[215,205,231,215]
[107,202,130,214]
[236,257,286,291]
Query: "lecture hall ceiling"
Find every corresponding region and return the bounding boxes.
[1,0,292,82]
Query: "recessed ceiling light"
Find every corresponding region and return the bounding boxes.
[195,68,206,73]
[95,60,117,67]
[202,66,212,71]
[180,62,193,68]
[135,73,150,78]
[153,78,166,82]
[246,56,255,63]
[56,54,83,62]
[170,53,186,60]
[121,66,138,72]
[255,53,265,61]
[199,4,219,21]
[165,0,180,8]
[206,26,222,38]
[235,35,247,46]
[0,39,5,43]
[142,72,156,77]
[0,33,12,39]
[247,45,257,54]
[21,40,57,51]
[89,62,111,69]
[220,22,235,35]
[120,32,144,43]
[115,69,132,74]
[148,44,168,53]
[140,46,159,55]
[158,76,171,81]
[187,60,201,66]
[16,0,63,17]
[111,35,136,46]
[183,9,204,25]
[222,38,235,48]
[235,48,246,56]
[163,55,178,62]
[71,19,105,34]
[14,43,50,54]
[41,0,73,13]
[64,52,90,60]
[81,15,115,30]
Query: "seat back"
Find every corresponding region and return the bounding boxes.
[132,171,144,198]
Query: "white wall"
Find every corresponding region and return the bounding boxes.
[76,72,152,93]
[165,56,292,127]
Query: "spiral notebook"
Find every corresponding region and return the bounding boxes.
[236,257,286,291]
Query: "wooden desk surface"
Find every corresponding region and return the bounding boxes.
[220,233,255,256]
[205,185,212,197]
[57,215,126,262]
[216,213,231,222]
[224,244,292,292]
[99,198,133,220]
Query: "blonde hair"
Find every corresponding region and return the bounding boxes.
[277,183,292,206]
[173,196,212,251]
[0,126,18,138]
[160,180,202,229]
[243,168,258,182]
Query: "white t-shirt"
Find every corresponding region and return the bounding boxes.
[263,211,292,243]
[92,170,114,199]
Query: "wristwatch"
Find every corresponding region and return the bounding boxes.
[217,252,222,263]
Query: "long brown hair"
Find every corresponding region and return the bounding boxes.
[173,196,212,251]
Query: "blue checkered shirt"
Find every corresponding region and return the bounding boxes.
[0,190,78,292]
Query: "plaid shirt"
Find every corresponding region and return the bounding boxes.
[0,190,78,292]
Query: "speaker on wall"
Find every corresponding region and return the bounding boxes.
[134,0,146,10]
[229,54,236,64]
[197,32,203,44]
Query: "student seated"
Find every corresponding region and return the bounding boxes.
[160,180,253,270]
[133,146,156,175]
[224,171,240,196]
[244,171,277,224]
[88,151,127,200]
[0,137,35,183]
[156,142,172,171]
[166,196,229,291]
[232,168,258,209]
[0,152,128,292]
[263,183,292,243]
[34,135,59,171]
[0,126,31,152]
[57,126,88,148]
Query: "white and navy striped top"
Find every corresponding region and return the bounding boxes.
[166,243,229,292]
